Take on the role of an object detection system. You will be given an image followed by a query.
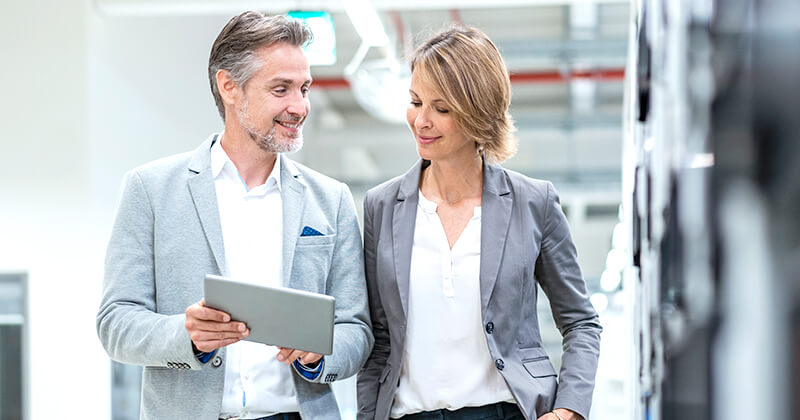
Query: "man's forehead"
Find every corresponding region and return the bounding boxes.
[255,43,311,80]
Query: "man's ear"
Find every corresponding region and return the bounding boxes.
[216,69,239,108]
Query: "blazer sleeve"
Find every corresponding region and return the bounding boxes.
[297,182,374,384]
[96,170,202,370]
[534,181,602,420]
[356,190,391,419]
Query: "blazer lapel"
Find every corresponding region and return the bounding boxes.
[392,160,424,317]
[280,155,307,287]
[479,162,513,312]
[187,134,228,276]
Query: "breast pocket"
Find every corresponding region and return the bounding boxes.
[292,234,337,292]
[519,346,558,415]
[297,234,337,247]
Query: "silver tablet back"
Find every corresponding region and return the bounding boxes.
[204,274,335,355]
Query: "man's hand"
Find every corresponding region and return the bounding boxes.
[537,408,581,420]
[185,299,249,353]
[276,347,323,367]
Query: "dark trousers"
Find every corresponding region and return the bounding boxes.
[398,402,524,420]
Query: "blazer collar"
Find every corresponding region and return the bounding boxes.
[392,160,426,317]
[188,134,217,174]
[479,160,513,312]
[482,159,512,196]
[187,134,227,275]
[396,159,428,201]
[279,154,307,287]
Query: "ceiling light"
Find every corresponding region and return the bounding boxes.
[342,0,389,47]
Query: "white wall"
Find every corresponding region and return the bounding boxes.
[0,0,112,418]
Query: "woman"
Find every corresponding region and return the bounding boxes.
[357,26,602,420]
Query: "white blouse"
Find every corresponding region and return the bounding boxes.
[390,191,514,418]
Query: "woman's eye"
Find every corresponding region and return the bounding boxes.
[436,108,449,114]
[410,101,421,107]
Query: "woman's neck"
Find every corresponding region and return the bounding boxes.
[421,153,483,205]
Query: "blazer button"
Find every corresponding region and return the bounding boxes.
[211,356,223,368]
[495,359,505,370]
[485,322,494,334]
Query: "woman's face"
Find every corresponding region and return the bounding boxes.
[406,71,476,164]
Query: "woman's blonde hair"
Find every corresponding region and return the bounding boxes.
[409,26,518,163]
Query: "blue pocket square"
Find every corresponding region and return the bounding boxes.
[301,226,324,237]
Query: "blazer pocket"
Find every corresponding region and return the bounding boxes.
[519,347,557,378]
[297,233,337,247]
[291,239,336,293]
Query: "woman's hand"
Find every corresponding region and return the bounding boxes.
[537,408,581,420]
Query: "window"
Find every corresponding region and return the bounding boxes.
[0,273,26,420]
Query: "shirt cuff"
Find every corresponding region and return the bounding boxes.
[194,349,217,364]
[293,357,324,380]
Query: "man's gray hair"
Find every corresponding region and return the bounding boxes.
[208,11,312,120]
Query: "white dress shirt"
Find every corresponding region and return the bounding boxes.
[211,139,299,419]
[390,191,514,418]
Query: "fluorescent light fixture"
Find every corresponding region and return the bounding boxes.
[600,269,622,292]
[689,153,715,168]
[590,293,609,313]
[342,0,389,47]
[605,248,627,272]
[288,11,337,66]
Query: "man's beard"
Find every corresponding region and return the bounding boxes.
[238,99,304,154]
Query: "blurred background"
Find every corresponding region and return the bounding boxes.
[1,0,797,419]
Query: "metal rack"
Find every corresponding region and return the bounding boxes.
[623,0,800,419]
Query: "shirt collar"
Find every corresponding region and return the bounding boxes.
[211,135,282,192]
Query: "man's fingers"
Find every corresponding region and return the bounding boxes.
[300,352,323,366]
[193,337,242,353]
[276,348,306,365]
[189,328,249,343]
[186,317,247,334]
[187,301,231,323]
[185,299,248,351]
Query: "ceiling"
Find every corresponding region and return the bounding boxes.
[92,0,631,186]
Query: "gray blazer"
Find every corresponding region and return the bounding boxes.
[97,134,373,420]
[356,160,601,420]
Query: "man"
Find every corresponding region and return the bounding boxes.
[97,12,373,419]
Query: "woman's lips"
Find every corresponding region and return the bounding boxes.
[417,135,440,145]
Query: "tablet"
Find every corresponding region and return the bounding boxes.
[204,274,335,355]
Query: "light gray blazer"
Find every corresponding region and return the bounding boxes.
[97,134,373,420]
[356,160,601,420]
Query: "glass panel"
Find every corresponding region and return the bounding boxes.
[0,325,22,420]
[111,362,141,420]
[0,280,23,316]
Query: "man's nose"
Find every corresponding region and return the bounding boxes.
[286,92,309,117]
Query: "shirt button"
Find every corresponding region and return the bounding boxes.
[485,322,494,334]
[211,356,223,368]
[495,359,505,370]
